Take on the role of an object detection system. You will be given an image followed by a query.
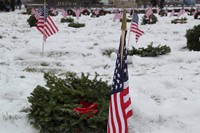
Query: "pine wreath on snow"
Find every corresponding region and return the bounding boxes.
[25,72,111,133]
[141,14,158,25]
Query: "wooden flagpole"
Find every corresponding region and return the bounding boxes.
[127,9,133,48]
[120,9,127,67]
[42,0,46,56]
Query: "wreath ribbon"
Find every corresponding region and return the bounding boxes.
[73,100,98,118]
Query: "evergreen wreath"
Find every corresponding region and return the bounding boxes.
[82,9,90,16]
[159,10,167,17]
[141,14,158,25]
[194,12,200,19]
[185,24,200,51]
[60,17,74,23]
[25,72,111,133]
[27,15,37,27]
[128,43,171,57]
[68,23,85,28]
[171,17,187,24]
[187,8,195,16]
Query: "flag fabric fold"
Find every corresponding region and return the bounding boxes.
[37,6,59,41]
[107,31,133,133]
[130,13,144,43]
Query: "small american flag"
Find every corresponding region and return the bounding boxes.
[113,12,119,22]
[37,6,58,41]
[157,8,160,14]
[130,13,144,43]
[50,7,57,15]
[31,8,40,20]
[113,12,122,22]
[107,31,133,133]
[165,9,168,15]
[193,10,197,16]
[94,9,99,15]
[61,9,68,18]
[72,8,82,20]
[145,7,153,18]
[177,9,185,17]
[170,9,175,17]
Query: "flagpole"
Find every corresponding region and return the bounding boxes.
[42,0,46,56]
[127,9,134,48]
[120,9,127,67]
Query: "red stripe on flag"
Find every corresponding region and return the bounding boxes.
[36,15,58,41]
[114,94,122,133]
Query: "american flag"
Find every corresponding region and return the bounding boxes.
[193,10,197,16]
[177,9,185,17]
[157,8,160,14]
[107,31,133,133]
[165,9,168,15]
[94,9,99,15]
[130,13,144,43]
[113,12,121,22]
[37,6,58,41]
[72,8,82,20]
[50,7,57,15]
[61,9,68,18]
[31,8,40,20]
[145,7,153,18]
[169,9,175,17]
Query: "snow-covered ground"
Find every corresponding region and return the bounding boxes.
[0,7,200,133]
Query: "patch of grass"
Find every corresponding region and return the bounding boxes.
[102,48,116,57]
[40,62,49,67]
[93,43,98,46]
[19,75,26,78]
[12,36,17,39]
[3,112,23,121]
[23,67,38,72]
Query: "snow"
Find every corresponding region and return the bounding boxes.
[0,7,200,133]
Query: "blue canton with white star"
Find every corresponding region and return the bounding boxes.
[112,32,128,94]
[38,5,49,21]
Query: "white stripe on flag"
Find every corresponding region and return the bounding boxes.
[117,92,125,133]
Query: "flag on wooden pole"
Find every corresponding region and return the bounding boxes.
[107,9,133,133]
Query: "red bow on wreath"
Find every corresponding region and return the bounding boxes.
[73,100,98,118]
